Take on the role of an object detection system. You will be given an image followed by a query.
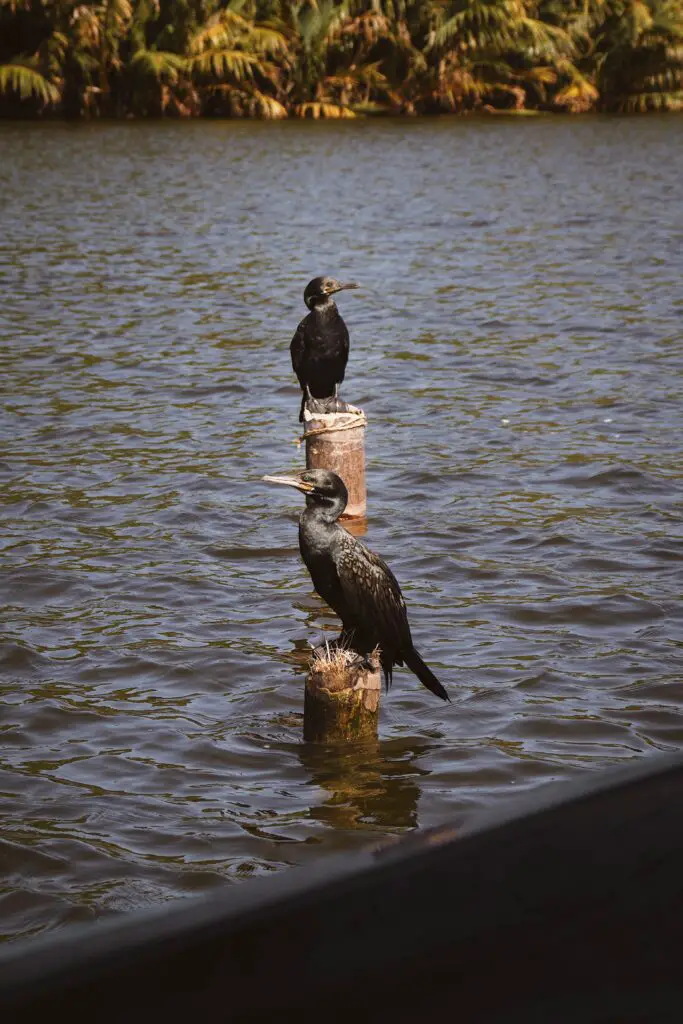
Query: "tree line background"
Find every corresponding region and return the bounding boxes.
[1,0,682,119]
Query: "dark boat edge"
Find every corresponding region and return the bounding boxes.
[2,753,683,1022]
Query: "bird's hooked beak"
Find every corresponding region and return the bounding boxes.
[263,473,314,494]
[327,281,359,295]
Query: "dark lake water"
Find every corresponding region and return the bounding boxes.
[1,115,682,945]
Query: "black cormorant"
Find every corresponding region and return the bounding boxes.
[290,276,358,423]
[263,468,450,702]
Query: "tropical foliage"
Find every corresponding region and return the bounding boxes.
[1,0,682,117]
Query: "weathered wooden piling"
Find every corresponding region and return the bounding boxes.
[304,645,381,744]
[298,399,371,740]
[302,405,367,518]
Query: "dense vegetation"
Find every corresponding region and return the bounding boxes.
[1,0,682,119]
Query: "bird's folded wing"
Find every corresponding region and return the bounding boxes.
[335,539,412,651]
[290,320,307,376]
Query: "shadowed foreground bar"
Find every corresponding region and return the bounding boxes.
[2,755,683,1023]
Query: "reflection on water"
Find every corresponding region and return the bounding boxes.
[1,115,683,943]
[297,738,429,832]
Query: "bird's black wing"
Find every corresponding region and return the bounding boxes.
[338,322,349,383]
[290,318,307,385]
[334,535,412,657]
[333,532,449,701]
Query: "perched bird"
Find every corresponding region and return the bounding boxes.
[290,276,358,423]
[263,468,450,702]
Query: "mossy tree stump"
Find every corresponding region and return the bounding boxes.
[304,646,381,743]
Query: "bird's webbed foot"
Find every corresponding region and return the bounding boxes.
[330,393,350,415]
[349,652,376,672]
[305,394,332,417]
[305,394,349,418]
[340,632,377,673]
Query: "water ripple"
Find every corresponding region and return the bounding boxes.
[1,116,683,942]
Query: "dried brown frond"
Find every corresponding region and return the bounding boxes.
[310,639,381,683]
[294,100,356,117]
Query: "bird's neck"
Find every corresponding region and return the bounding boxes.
[301,499,344,528]
[309,297,337,316]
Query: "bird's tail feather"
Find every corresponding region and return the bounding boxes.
[404,648,450,702]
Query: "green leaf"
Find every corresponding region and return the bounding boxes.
[0,62,60,104]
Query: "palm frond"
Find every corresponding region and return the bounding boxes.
[525,64,557,84]
[201,82,287,117]
[189,49,262,81]
[1,0,682,118]
[0,61,60,104]
[652,1,683,38]
[553,57,598,110]
[622,87,683,111]
[341,11,394,45]
[248,88,289,118]
[431,0,574,60]
[42,30,69,78]
[247,26,289,55]
[189,13,239,53]
[326,61,388,88]
[295,100,356,117]
[130,49,187,83]
[298,0,347,50]
[431,1,518,51]
[71,5,102,50]
[626,0,654,45]
[189,10,259,53]
[103,0,133,38]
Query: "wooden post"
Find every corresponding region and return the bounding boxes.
[299,401,370,740]
[304,646,381,744]
[302,406,367,518]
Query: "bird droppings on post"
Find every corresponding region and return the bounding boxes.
[304,644,381,744]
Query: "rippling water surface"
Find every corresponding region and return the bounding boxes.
[1,116,682,943]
